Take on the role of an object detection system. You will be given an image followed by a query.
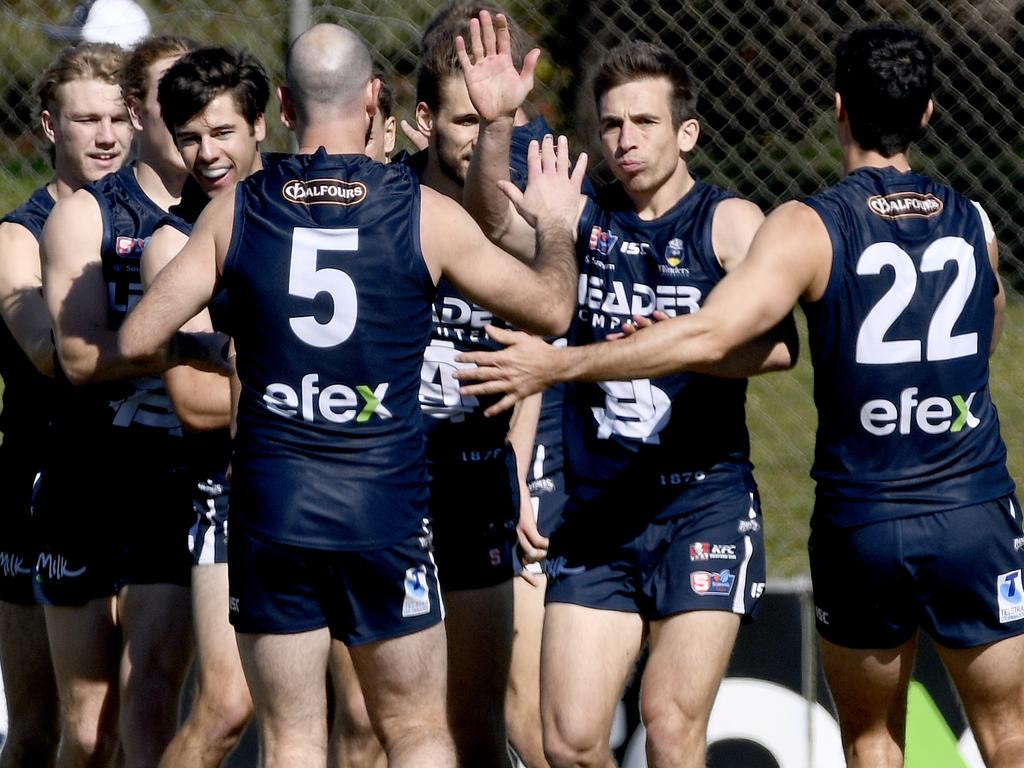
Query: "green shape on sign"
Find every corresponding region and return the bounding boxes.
[905,680,967,768]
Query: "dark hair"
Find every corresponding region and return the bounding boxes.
[592,42,697,128]
[415,1,528,111]
[121,34,197,104]
[158,46,270,135]
[375,69,393,120]
[834,23,934,157]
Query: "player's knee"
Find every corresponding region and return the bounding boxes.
[641,697,708,757]
[196,682,254,738]
[543,721,607,768]
[61,719,119,765]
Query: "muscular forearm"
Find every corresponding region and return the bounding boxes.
[464,117,517,243]
[526,222,577,335]
[164,366,231,431]
[559,314,730,383]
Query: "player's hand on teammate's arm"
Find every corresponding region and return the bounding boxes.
[456,324,561,416]
[499,134,587,234]
[604,311,671,341]
[456,11,540,122]
[168,330,234,376]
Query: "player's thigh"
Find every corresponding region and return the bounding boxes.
[509,574,546,701]
[348,621,449,736]
[936,634,1024,759]
[445,580,514,700]
[540,602,644,746]
[642,610,740,725]
[191,563,246,687]
[44,598,120,719]
[819,635,917,742]
[0,602,58,719]
[117,582,193,683]
[236,627,332,729]
[328,640,372,730]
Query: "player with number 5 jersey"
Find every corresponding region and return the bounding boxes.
[119,24,581,766]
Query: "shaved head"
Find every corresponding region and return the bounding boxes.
[286,23,373,117]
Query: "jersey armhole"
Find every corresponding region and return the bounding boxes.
[221,185,247,281]
[84,185,114,259]
[408,180,433,298]
[799,198,839,307]
[970,200,996,244]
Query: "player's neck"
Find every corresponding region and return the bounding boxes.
[843,146,911,176]
[296,124,368,157]
[421,153,463,202]
[134,156,186,212]
[48,174,81,202]
[628,162,695,221]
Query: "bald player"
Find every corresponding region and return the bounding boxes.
[119,24,585,768]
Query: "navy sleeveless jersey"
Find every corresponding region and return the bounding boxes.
[223,150,434,549]
[565,179,754,517]
[0,187,56,457]
[51,165,181,443]
[802,166,1014,526]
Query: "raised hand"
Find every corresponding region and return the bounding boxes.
[456,10,541,122]
[497,134,587,233]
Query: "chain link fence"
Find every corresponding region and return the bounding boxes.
[2,0,1022,578]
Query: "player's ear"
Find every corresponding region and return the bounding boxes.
[126,95,144,132]
[252,113,267,143]
[676,118,699,154]
[40,108,57,144]
[277,85,296,131]
[367,78,381,118]
[834,92,844,123]
[920,99,933,129]
[383,115,397,156]
[415,102,434,137]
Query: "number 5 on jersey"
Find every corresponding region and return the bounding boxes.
[288,227,358,347]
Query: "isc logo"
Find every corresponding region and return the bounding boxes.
[264,373,391,424]
[860,387,979,436]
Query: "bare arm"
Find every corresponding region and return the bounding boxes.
[119,191,234,373]
[505,392,548,562]
[457,201,830,414]
[458,11,552,260]
[41,190,164,385]
[704,196,798,376]
[0,222,55,376]
[142,225,231,431]
[421,135,586,336]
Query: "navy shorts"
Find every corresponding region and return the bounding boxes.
[31,445,193,606]
[228,518,444,645]
[0,458,42,606]
[190,476,230,566]
[545,487,766,621]
[429,443,519,591]
[809,494,1024,650]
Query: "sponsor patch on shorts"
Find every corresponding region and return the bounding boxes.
[690,569,735,596]
[402,566,431,618]
[997,569,1024,623]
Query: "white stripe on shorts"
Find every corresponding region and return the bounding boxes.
[732,492,755,614]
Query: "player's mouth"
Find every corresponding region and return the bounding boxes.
[617,158,644,174]
[89,151,120,165]
[198,166,233,189]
